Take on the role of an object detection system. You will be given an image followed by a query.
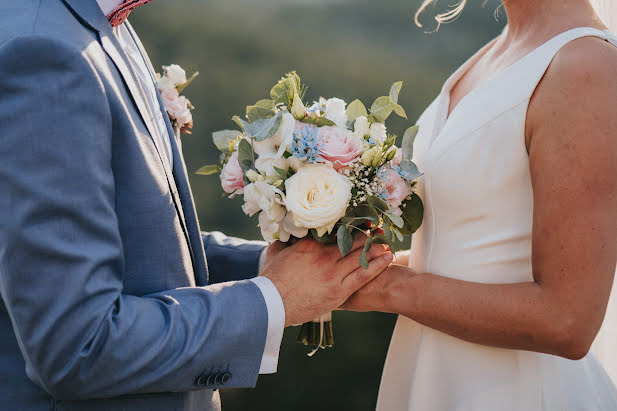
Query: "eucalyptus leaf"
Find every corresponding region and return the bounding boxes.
[392,103,408,119]
[359,237,373,269]
[311,228,334,244]
[389,81,403,104]
[399,193,424,236]
[212,130,241,153]
[337,225,354,258]
[371,234,395,250]
[341,215,379,225]
[385,212,404,229]
[246,107,275,123]
[346,99,368,124]
[244,112,283,142]
[402,125,419,161]
[232,115,246,130]
[370,96,393,123]
[301,116,336,127]
[392,227,404,242]
[398,159,422,181]
[273,166,289,180]
[195,164,221,176]
[367,196,389,213]
[237,139,254,175]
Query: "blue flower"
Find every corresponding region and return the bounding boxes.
[292,125,322,163]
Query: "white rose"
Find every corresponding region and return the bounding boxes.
[324,98,348,129]
[354,116,370,138]
[284,164,352,237]
[369,122,387,145]
[258,212,282,242]
[279,212,309,242]
[163,64,187,87]
[242,181,286,222]
[253,113,296,158]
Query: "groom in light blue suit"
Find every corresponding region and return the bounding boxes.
[0,0,393,410]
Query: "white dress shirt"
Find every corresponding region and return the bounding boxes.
[96,0,285,374]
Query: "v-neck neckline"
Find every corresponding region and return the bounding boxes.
[427,27,610,152]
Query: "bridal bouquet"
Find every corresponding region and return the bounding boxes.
[198,72,424,352]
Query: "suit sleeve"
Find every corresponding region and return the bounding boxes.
[0,35,268,400]
[201,232,267,284]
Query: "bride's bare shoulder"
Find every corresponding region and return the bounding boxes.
[527,35,617,148]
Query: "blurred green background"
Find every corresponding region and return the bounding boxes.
[131,1,505,410]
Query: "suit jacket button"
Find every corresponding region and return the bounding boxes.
[206,374,216,388]
[196,374,207,387]
[213,373,223,385]
[222,372,232,384]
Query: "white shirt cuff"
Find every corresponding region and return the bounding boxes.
[249,276,285,374]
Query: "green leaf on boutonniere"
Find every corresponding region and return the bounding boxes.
[176,71,199,94]
[346,99,368,124]
[243,112,283,142]
[195,164,221,175]
[399,193,424,236]
[337,225,354,258]
[213,130,242,153]
[300,115,336,127]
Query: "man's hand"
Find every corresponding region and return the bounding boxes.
[340,264,415,313]
[260,233,393,326]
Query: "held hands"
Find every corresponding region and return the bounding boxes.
[340,264,415,313]
[260,233,393,327]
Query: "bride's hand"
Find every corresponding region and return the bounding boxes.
[340,264,415,313]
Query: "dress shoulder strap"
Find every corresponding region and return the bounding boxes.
[521,27,617,100]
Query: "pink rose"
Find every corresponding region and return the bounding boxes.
[161,88,193,129]
[380,168,411,216]
[220,151,245,197]
[317,126,363,170]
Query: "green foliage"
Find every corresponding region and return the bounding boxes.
[300,115,336,127]
[346,99,369,125]
[399,193,424,236]
[212,129,241,153]
[369,81,408,123]
[246,99,276,122]
[336,225,354,257]
[241,112,283,142]
[195,164,221,175]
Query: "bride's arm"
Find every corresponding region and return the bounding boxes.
[343,39,617,360]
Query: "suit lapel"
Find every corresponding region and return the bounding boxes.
[156,92,210,286]
[62,0,205,280]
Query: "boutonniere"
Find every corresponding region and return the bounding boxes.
[156,64,199,134]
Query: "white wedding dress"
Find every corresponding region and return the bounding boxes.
[377,27,617,411]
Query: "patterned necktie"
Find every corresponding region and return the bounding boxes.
[107,0,152,27]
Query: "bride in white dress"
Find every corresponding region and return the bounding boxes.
[342,0,617,409]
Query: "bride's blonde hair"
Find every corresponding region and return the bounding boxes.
[415,0,468,29]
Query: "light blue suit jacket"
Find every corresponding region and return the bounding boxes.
[0,0,269,409]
